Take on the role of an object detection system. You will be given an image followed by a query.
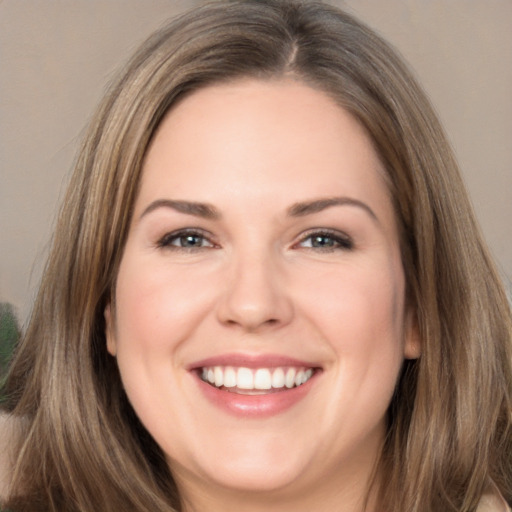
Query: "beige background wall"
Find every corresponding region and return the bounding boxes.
[1,0,511,325]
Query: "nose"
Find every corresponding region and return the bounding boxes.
[216,250,294,332]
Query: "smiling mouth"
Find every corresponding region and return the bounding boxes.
[199,366,316,395]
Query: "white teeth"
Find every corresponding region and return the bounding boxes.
[254,369,272,390]
[271,367,285,388]
[285,368,296,388]
[214,366,223,387]
[200,365,315,391]
[237,367,254,389]
[224,366,237,388]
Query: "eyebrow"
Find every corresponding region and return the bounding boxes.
[287,197,378,221]
[139,196,378,223]
[139,199,221,220]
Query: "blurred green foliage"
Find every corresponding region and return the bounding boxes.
[0,302,19,402]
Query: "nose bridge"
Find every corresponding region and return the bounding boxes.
[216,239,293,331]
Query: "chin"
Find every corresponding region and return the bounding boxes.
[169,438,314,496]
[198,464,306,497]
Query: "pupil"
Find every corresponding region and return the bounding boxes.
[312,235,333,247]
[182,235,201,246]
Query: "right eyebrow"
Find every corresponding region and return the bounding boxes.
[287,196,378,223]
[138,199,221,221]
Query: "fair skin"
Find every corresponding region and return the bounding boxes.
[105,78,420,512]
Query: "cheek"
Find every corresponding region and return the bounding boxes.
[113,256,220,354]
[115,273,171,355]
[301,258,406,354]
[110,259,207,435]
[287,257,407,458]
[296,255,407,423]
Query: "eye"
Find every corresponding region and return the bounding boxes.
[296,229,353,252]
[156,229,216,251]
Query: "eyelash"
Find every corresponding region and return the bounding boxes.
[156,228,216,251]
[295,229,354,252]
[155,228,354,252]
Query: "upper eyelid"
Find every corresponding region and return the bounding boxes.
[156,227,217,246]
[291,228,354,249]
[296,227,352,241]
[154,227,353,248]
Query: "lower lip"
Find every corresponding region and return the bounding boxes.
[193,371,319,418]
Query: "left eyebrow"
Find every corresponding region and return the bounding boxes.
[139,199,221,221]
[287,197,378,222]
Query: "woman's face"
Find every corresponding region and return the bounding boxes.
[106,79,419,505]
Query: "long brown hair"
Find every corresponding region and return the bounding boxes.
[2,1,511,510]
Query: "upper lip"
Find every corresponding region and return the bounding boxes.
[188,353,322,371]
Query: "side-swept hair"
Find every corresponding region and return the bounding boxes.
[2,1,511,510]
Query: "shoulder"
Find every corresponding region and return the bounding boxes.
[476,487,510,512]
[0,412,17,500]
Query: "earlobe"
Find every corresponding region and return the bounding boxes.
[104,304,117,356]
[404,311,421,360]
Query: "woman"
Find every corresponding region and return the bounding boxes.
[1,1,511,510]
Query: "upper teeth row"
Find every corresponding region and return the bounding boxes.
[201,366,314,390]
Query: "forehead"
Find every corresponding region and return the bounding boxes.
[138,78,393,224]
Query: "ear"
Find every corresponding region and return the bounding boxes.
[403,309,421,360]
[104,303,117,357]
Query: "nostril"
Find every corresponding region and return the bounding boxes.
[224,317,279,329]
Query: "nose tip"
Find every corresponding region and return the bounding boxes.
[216,257,293,332]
